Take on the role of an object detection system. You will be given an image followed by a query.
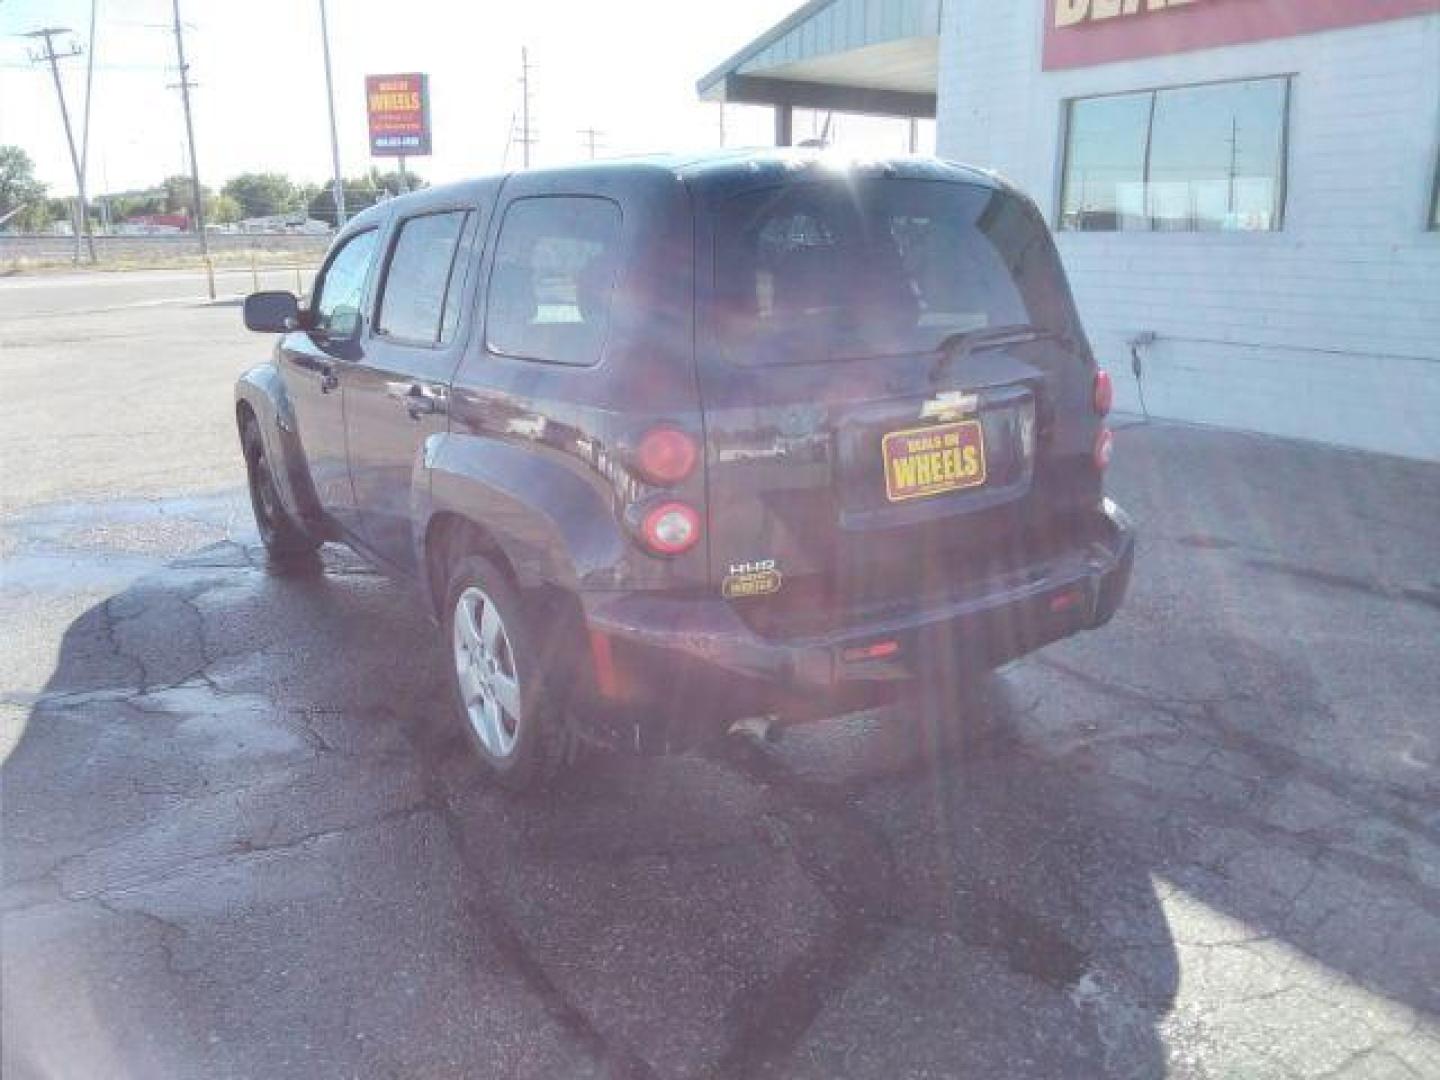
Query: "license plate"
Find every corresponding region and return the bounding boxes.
[882,420,986,502]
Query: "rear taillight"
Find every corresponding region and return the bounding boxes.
[1093,427,1114,471]
[1093,369,1113,416]
[640,501,700,556]
[634,426,698,487]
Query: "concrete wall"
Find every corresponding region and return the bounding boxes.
[937,3,1440,461]
[0,233,332,263]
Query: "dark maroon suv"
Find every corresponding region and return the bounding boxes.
[238,150,1134,790]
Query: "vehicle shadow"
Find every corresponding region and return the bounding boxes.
[4,528,1435,1078]
[405,631,1182,1077]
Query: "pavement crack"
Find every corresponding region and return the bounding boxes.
[1244,556,1440,614]
[1037,656,1440,851]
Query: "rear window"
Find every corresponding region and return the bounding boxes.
[712,180,1077,365]
[485,196,622,367]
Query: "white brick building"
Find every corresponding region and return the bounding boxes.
[700,0,1440,461]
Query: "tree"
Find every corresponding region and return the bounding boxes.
[305,168,429,226]
[307,174,379,226]
[110,189,166,219]
[222,172,299,219]
[0,145,51,231]
[209,192,242,224]
[369,166,426,196]
[162,174,211,216]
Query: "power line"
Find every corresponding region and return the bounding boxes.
[500,108,516,169]
[24,26,96,262]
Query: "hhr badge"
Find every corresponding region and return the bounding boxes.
[722,558,782,599]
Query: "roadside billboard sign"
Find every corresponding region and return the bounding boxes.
[366,73,431,157]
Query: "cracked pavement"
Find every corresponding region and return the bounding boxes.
[3,283,1439,1077]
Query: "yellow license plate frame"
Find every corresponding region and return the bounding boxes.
[881,420,987,502]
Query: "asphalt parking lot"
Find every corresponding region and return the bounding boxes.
[3,272,1439,1079]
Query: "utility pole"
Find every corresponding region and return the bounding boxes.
[81,0,98,239]
[25,27,96,263]
[578,126,603,160]
[519,47,534,168]
[170,0,213,298]
[317,0,346,227]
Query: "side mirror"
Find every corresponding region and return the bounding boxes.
[243,290,302,333]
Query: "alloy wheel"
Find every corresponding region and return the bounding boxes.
[451,585,522,758]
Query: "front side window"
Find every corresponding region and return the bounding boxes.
[1060,76,1290,232]
[313,228,379,337]
[485,196,622,367]
[377,211,470,345]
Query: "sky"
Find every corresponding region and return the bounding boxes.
[0,0,931,200]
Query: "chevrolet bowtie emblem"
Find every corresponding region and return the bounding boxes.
[920,391,980,422]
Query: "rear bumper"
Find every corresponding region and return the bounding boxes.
[579,499,1135,747]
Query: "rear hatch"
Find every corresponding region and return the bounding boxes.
[695,174,1103,639]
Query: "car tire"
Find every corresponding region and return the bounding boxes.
[240,416,321,562]
[442,554,569,792]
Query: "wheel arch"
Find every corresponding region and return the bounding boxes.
[235,363,324,531]
[423,512,519,619]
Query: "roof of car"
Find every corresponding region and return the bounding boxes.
[334,149,1009,240]
[532,148,1003,191]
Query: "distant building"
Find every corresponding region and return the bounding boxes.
[118,212,190,234]
[238,214,332,235]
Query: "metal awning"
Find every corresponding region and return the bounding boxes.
[697,0,941,128]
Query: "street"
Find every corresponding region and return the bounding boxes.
[3,272,1439,1079]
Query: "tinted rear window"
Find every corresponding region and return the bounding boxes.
[712,180,1077,365]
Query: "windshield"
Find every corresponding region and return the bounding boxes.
[712,179,1079,364]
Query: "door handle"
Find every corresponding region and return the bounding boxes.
[403,382,444,419]
[320,368,339,394]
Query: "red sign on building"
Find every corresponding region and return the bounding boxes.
[365,73,432,157]
[1043,0,1440,71]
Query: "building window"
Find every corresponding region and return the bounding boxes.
[1431,154,1440,230]
[1060,76,1290,233]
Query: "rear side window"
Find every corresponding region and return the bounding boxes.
[713,180,1077,365]
[485,196,622,367]
[377,210,470,345]
[313,228,379,337]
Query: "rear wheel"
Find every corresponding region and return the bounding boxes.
[442,554,570,791]
[241,416,321,561]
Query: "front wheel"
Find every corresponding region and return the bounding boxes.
[240,416,321,561]
[443,554,570,791]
